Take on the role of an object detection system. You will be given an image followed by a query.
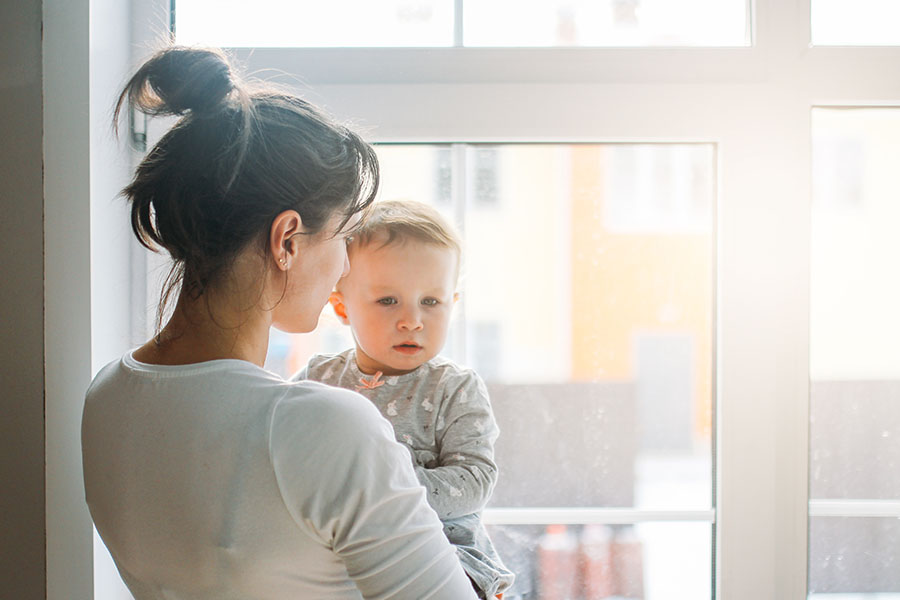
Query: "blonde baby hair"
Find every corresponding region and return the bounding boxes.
[350,199,461,259]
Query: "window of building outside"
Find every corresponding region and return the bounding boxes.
[102,1,900,599]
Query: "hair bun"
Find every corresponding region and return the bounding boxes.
[118,46,237,118]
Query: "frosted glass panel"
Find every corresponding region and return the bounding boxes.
[809,517,900,594]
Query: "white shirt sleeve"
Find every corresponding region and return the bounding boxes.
[268,384,478,600]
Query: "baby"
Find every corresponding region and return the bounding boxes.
[295,200,514,599]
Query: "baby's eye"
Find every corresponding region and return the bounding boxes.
[377,297,398,306]
[421,298,439,306]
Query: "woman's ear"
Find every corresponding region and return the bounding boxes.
[329,292,350,325]
[270,210,304,270]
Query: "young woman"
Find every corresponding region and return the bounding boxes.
[81,46,477,599]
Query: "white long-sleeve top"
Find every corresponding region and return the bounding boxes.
[82,352,477,600]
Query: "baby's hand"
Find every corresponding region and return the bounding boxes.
[412,448,439,469]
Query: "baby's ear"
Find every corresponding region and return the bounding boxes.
[329,292,350,325]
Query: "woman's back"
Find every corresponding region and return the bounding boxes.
[83,353,473,599]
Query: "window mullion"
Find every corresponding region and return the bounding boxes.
[715,91,811,600]
[453,0,463,47]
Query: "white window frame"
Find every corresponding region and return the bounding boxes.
[64,1,900,598]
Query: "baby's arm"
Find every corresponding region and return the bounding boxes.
[415,372,499,520]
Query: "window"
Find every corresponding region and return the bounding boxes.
[812,0,900,46]
[175,0,750,47]
[463,0,749,47]
[104,1,900,599]
[175,0,456,47]
[809,107,900,596]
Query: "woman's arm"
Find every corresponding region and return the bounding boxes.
[270,386,478,599]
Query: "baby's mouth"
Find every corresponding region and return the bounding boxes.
[393,343,422,354]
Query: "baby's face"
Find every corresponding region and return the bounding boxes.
[338,239,458,376]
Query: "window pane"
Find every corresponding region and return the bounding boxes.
[175,0,748,48]
[275,143,715,512]
[466,144,714,510]
[810,381,900,499]
[809,517,900,594]
[810,108,900,595]
[811,108,900,501]
[175,0,454,47]
[464,0,749,47]
[290,143,715,508]
[488,522,711,600]
[812,0,900,46]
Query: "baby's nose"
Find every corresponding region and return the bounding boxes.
[397,308,424,331]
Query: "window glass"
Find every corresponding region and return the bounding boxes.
[270,142,715,598]
[275,143,714,503]
[487,522,712,599]
[175,0,455,47]
[464,0,748,47]
[809,518,900,595]
[810,107,900,595]
[174,0,748,48]
[812,0,900,46]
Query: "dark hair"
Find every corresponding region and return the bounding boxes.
[115,46,378,327]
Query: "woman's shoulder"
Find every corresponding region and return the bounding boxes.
[271,378,390,444]
[85,351,282,403]
[84,355,127,399]
[267,381,405,511]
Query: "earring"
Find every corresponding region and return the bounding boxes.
[279,257,286,266]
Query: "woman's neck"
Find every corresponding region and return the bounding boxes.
[133,292,271,367]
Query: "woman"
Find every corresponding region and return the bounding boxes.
[82,46,478,599]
